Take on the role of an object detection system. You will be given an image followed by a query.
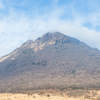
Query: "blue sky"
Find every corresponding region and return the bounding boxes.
[0,0,100,57]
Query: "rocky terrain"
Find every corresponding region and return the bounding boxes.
[0,32,100,92]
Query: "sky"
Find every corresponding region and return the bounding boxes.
[0,0,100,57]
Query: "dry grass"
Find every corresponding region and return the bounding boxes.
[1,89,100,100]
[0,93,84,100]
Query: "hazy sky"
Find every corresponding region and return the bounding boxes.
[0,0,100,57]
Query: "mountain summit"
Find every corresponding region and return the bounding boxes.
[36,32,70,44]
[0,32,100,92]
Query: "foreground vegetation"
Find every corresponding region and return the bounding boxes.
[1,88,100,100]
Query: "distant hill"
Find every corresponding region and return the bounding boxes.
[0,32,100,92]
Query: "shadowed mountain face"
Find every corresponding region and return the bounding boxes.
[0,32,100,92]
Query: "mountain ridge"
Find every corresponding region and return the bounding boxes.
[0,32,100,92]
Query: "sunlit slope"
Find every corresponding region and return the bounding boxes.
[0,32,100,92]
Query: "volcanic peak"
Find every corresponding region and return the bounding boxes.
[35,32,71,45]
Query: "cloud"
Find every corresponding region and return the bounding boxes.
[54,0,59,3]
[0,1,4,9]
[0,0,100,57]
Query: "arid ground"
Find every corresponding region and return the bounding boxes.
[0,93,82,100]
[0,90,100,100]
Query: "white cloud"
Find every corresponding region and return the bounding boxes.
[54,0,59,3]
[0,0,100,57]
[0,1,4,9]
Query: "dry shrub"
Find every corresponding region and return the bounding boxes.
[84,94,92,99]
[66,89,85,97]
[23,91,33,97]
[59,91,64,97]
[91,89,98,97]
[43,89,58,96]
[38,91,45,95]
[23,91,26,94]
[28,92,33,97]
[84,90,98,100]
[94,96,100,100]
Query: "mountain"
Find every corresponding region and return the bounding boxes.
[0,32,100,92]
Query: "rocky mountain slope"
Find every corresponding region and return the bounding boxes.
[0,32,100,92]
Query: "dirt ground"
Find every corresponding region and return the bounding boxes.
[0,93,90,100]
[0,90,100,100]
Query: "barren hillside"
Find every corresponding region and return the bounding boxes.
[0,32,100,92]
